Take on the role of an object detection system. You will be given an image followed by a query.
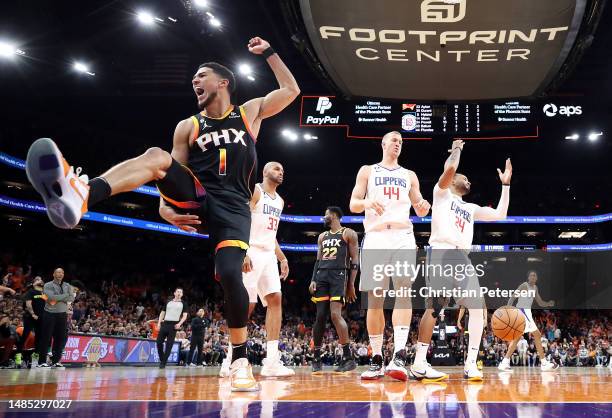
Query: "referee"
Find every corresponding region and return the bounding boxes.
[157,287,187,369]
[37,268,76,368]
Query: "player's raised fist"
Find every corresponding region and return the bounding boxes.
[448,139,464,153]
[248,37,270,55]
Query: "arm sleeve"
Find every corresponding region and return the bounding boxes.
[474,186,510,221]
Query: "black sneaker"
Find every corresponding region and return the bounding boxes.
[334,357,357,373]
[311,358,323,375]
[360,355,385,380]
[159,363,166,369]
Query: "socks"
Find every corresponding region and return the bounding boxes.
[414,341,430,365]
[393,326,410,354]
[231,342,247,363]
[266,340,278,360]
[370,334,383,357]
[466,309,484,364]
[226,343,232,362]
[87,177,111,207]
[342,343,351,359]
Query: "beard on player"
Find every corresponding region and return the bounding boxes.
[197,90,218,111]
[323,216,332,229]
[453,173,471,196]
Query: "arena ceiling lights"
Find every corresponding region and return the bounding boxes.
[284,0,605,100]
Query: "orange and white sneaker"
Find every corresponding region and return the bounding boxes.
[26,138,89,229]
[230,358,260,392]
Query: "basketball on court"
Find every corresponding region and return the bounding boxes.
[491,306,526,341]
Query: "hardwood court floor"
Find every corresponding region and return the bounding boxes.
[1,366,611,403]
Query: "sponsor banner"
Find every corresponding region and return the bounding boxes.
[298,0,587,99]
[0,195,609,253]
[61,334,180,364]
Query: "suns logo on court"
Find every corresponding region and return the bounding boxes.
[421,0,466,23]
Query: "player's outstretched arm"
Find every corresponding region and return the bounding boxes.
[242,37,300,127]
[439,140,464,189]
[474,158,512,221]
[408,171,431,217]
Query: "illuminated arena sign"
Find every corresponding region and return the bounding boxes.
[288,0,603,100]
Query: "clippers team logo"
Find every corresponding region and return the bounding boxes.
[316,97,333,114]
[402,113,417,131]
[421,0,467,23]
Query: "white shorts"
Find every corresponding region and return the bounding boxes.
[520,308,538,333]
[243,247,281,307]
[359,228,417,292]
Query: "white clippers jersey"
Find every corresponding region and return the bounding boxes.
[249,184,283,252]
[363,164,413,233]
[429,183,478,249]
[516,283,536,309]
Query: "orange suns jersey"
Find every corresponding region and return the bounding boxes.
[188,105,257,200]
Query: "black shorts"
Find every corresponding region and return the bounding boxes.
[312,269,347,304]
[157,159,250,251]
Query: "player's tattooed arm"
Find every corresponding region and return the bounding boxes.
[439,139,464,189]
[408,171,431,217]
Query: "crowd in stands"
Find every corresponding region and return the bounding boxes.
[1,260,611,369]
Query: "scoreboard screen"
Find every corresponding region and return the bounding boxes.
[299,96,562,140]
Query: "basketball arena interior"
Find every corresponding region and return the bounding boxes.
[0,1,611,417]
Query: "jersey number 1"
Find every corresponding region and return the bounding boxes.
[219,149,227,176]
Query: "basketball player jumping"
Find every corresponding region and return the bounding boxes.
[309,206,359,374]
[411,139,511,382]
[219,161,294,378]
[25,37,300,392]
[350,131,431,381]
[498,270,558,372]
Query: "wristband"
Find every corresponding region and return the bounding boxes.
[453,147,462,152]
[502,183,510,186]
[262,47,276,59]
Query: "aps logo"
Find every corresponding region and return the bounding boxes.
[543,103,582,117]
